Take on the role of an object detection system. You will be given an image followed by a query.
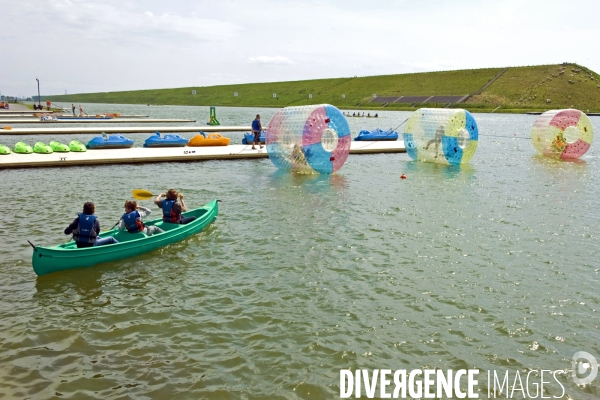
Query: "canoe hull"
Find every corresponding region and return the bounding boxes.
[32,200,219,276]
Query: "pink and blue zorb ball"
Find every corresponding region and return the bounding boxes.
[266,104,351,174]
[531,109,594,159]
[403,108,479,165]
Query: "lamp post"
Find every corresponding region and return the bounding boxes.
[36,77,41,110]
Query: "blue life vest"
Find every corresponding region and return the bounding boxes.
[162,200,179,222]
[122,210,144,233]
[73,213,98,243]
[251,119,261,132]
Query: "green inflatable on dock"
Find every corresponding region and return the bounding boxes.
[68,140,87,152]
[31,199,219,276]
[14,142,33,154]
[33,142,53,154]
[50,141,70,152]
[0,145,11,155]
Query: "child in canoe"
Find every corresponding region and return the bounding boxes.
[64,202,119,248]
[154,189,197,224]
[117,200,164,236]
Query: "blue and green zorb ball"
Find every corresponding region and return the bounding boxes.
[266,104,351,174]
[403,108,478,165]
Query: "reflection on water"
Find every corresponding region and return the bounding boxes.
[1,106,599,398]
[268,170,348,192]
[403,160,476,181]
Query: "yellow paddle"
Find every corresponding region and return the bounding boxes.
[132,189,157,200]
[132,189,184,200]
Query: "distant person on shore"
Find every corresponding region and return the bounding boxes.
[374,113,378,117]
[64,202,119,248]
[117,200,164,236]
[251,114,263,150]
[154,189,196,224]
[79,105,84,117]
[72,104,76,116]
[46,100,51,111]
[352,112,355,117]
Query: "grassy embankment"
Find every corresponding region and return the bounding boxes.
[45,63,600,113]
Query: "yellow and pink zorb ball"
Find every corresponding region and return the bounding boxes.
[531,109,594,159]
[266,105,351,174]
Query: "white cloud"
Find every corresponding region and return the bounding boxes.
[247,56,294,65]
[2,0,600,95]
[39,1,241,44]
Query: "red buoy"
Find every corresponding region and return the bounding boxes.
[400,174,406,179]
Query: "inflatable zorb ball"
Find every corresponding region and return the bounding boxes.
[266,104,351,174]
[404,108,478,165]
[531,109,594,159]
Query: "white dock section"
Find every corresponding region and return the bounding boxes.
[0,125,252,135]
[0,110,45,115]
[46,115,150,119]
[0,114,149,118]
[0,118,195,124]
[0,114,48,119]
[0,141,405,169]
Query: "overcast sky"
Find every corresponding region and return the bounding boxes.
[2,0,599,97]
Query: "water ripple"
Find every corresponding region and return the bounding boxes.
[0,107,599,398]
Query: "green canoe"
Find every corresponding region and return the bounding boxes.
[33,142,53,154]
[14,142,33,154]
[50,140,70,152]
[31,200,219,276]
[0,145,10,155]
[69,140,87,152]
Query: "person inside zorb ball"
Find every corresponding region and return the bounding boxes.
[266,104,351,174]
[403,108,478,165]
[530,109,594,159]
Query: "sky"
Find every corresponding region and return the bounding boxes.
[2,0,599,97]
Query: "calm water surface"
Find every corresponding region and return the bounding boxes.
[0,104,599,399]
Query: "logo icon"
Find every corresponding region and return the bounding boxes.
[572,351,598,385]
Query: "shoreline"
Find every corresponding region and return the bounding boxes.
[18,101,578,115]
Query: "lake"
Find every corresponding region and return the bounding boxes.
[0,104,599,398]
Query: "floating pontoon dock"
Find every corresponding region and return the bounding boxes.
[0,141,405,169]
[0,118,195,124]
[0,125,252,135]
[46,115,150,119]
[0,110,48,115]
[0,114,150,119]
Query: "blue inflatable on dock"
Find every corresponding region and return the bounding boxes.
[143,132,188,148]
[87,134,134,149]
[354,128,398,141]
[242,133,265,144]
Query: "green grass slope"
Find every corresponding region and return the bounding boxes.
[45,64,600,112]
[466,64,600,111]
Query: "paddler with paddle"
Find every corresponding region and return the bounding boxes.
[154,189,197,224]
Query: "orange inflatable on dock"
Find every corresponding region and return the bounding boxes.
[188,132,230,146]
